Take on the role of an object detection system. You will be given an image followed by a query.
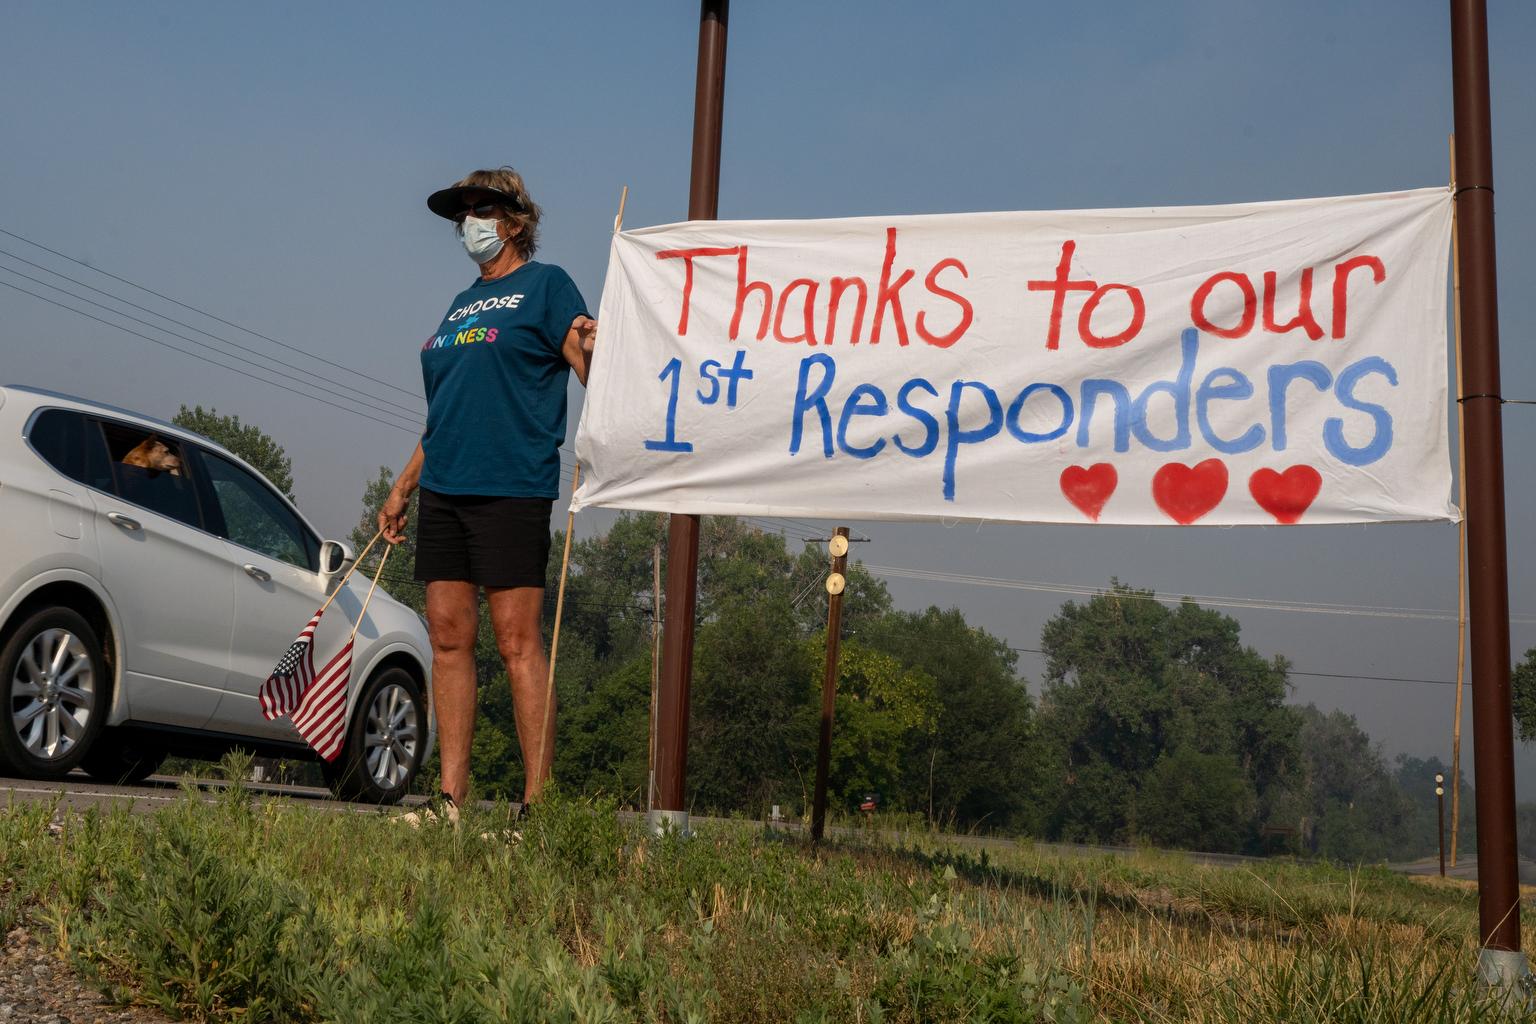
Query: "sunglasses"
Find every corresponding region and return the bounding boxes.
[452,202,507,224]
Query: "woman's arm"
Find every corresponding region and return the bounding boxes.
[562,315,598,386]
[378,441,424,544]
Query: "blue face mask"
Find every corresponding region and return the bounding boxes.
[460,216,505,265]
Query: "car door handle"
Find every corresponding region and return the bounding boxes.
[243,564,272,583]
[106,511,142,532]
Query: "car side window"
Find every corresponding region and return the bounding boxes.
[27,409,110,488]
[97,420,203,529]
[195,449,319,571]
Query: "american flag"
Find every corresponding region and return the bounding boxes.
[258,610,321,720]
[257,607,356,761]
[290,638,355,761]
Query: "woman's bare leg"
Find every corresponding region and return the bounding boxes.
[487,585,551,805]
[425,580,479,805]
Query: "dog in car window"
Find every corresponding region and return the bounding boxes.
[120,436,182,476]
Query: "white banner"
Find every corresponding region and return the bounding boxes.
[574,188,1456,526]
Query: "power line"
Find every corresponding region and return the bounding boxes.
[871,634,1468,689]
[739,517,818,541]
[0,247,426,420]
[1000,646,1461,686]
[766,515,831,535]
[1,225,585,478]
[0,225,423,400]
[1287,669,1463,687]
[789,570,826,610]
[0,277,421,437]
[0,264,427,433]
[0,255,582,474]
[864,563,1536,625]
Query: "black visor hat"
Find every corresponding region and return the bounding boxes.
[426,184,526,220]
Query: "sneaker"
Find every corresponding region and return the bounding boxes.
[391,792,460,830]
[472,802,532,844]
[479,825,523,844]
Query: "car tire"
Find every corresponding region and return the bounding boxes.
[322,666,425,804]
[80,729,167,785]
[0,607,110,779]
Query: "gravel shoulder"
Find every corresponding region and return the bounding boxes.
[0,926,172,1024]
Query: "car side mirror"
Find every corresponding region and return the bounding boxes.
[319,539,354,576]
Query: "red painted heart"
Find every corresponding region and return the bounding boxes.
[1152,459,1228,524]
[1060,464,1117,522]
[1248,465,1322,524]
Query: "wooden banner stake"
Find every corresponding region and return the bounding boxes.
[533,183,627,797]
[536,464,580,794]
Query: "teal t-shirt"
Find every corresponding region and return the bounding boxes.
[418,261,589,497]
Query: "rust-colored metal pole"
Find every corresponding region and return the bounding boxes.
[651,0,728,835]
[1449,0,1528,988]
[1449,134,1468,870]
[811,527,851,842]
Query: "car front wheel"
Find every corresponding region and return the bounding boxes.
[0,607,109,779]
[322,666,425,804]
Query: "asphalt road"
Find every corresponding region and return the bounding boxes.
[0,771,420,817]
[1,771,1264,869]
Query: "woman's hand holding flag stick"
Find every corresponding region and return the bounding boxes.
[259,537,393,761]
[317,527,385,618]
[286,543,392,760]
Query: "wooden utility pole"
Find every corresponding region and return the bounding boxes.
[1449,0,1528,989]
[652,0,729,836]
[1438,773,1447,878]
[811,527,851,842]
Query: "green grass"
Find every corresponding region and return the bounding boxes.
[2,768,1531,1023]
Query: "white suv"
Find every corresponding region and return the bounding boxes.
[0,385,432,803]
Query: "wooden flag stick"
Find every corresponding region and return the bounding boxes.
[533,183,626,796]
[318,528,384,618]
[536,463,580,791]
[649,540,661,812]
[1449,135,1469,867]
[348,544,391,645]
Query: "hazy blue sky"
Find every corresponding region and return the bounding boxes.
[3,2,1533,789]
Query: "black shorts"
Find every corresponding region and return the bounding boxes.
[413,488,553,589]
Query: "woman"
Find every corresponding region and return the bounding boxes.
[379,167,596,824]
